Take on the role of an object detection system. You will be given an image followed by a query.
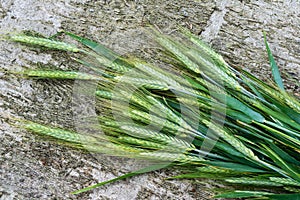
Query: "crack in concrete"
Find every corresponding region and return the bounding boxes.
[200,0,230,42]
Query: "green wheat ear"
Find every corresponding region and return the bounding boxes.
[10,34,81,52]
[8,28,300,199]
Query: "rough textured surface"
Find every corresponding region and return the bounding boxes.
[0,0,299,199]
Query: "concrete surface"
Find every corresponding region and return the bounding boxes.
[0,0,299,199]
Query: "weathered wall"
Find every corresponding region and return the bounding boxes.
[0,0,299,199]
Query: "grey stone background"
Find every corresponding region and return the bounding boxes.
[0,0,299,199]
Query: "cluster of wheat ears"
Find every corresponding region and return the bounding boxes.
[5,27,300,199]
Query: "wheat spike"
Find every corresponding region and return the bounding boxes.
[139,152,204,163]
[225,178,283,186]
[10,35,80,52]
[24,70,101,80]
[269,177,300,186]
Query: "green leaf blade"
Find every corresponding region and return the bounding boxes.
[263,32,285,91]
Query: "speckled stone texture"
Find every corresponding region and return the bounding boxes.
[0,0,299,199]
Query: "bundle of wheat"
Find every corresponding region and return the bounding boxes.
[6,27,300,199]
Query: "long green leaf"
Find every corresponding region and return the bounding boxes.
[71,163,168,194]
[261,143,300,182]
[214,191,274,198]
[63,31,117,60]
[267,193,300,200]
[264,32,285,90]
